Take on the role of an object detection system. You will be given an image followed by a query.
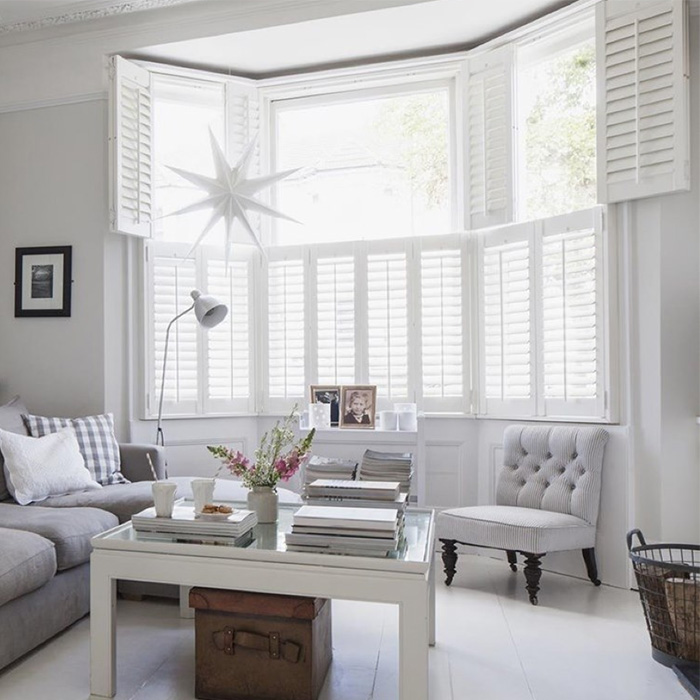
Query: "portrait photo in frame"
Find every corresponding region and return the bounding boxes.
[14,246,72,318]
[309,385,341,427]
[339,385,377,429]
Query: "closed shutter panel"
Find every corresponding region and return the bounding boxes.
[420,244,465,410]
[466,46,515,228]
[151,250,198,415]
[206,256,252,412]
[316,256,355,385]
[367,250,409,400]
[597,0,689,203]
[479,223,535,416]
[267,257,305,400]
[110,56,153,237]
[541,208,604,417]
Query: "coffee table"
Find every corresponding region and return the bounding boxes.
[90,502,435,700]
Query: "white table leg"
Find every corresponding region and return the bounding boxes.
[179,585,194,619]
[90,557,117,698]
[429,556,436,647]
[398,584,430,700]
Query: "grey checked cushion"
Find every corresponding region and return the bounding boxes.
[22,412,129,486]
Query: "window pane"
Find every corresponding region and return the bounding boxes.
[274,89,450,245]
[517,31,596,221]
[153,76,226,245]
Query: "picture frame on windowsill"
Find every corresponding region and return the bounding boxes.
[14,246,72,318]
[309,385,341,427]
[339,385,377,429]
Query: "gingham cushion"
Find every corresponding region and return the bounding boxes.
[22,413,128,486]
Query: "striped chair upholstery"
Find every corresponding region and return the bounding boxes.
[436,425,609,605]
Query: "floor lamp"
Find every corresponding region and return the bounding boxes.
[155,289,228,446]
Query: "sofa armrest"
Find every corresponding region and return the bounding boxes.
[119,444,167,482]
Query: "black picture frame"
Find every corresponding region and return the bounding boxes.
[14,246,72,318]
[309,385,341,427]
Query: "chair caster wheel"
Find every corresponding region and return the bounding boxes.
[509,564,517,572]
[592,578,601,587]
[529,595,538,606]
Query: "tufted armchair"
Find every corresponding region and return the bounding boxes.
[436,425,609,604]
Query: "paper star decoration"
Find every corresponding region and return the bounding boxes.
[165,130,300,258]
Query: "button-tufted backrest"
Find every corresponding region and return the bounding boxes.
[496,425,609,525]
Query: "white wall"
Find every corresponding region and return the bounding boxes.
[0,1,698,592]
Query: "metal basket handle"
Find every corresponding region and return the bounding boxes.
[626,529,647,551]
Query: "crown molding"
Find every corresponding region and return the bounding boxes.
[0,1,198,36]
[0,92,106,115]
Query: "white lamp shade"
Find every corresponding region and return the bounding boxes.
[190,290,228,328]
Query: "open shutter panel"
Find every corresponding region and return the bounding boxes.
[206,257,252,411]
[597,0,689,203]
[479,223,536,417]
[316,255,356,385]
[466,46,515,228]
[420,246,465,410]
[111,56,153,237]
[267,257,306,400]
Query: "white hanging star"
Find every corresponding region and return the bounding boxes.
[165,130,299,259]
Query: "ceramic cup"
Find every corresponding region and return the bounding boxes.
[152,481,177,517]
[191,478,216,514]
[379,410,398,430]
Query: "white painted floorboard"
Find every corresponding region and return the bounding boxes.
[0,554,688,700]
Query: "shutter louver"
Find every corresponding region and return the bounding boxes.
[111,56,153,237]
[421,249,464,405]
[268,259,305,399]
[367,252,409,399]
[479,226,535,416]
[206,258,251,408]
[152,254,198,413]
[598,0,689,202]
[316,256,355,385]
[466,46,514,228]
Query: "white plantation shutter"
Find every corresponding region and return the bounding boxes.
[466,46,515,228]
[479,223,536,416]
[540,208,605,418]
[316,255,355,385]
[267,255,306,401]
[420,240,466,411]
[205,255,253,412]
[597,0,689,203]
[149,247,198,415]
[110,56,153,237]
[367,248,410,400]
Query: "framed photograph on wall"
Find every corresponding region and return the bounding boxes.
[14,246,72,318]
[339,385,377,429]
[309,385,341,427]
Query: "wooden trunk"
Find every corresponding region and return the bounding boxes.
[189,588,332,700]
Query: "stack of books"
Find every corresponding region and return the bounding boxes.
[303,456,358,491]
[358,449,414,494]
[305,479,407,511]
[285,505,402,557]
[131,504,257,546]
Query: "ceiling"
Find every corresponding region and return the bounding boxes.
[130,0,575,77]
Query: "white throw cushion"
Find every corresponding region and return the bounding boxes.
[0,427,101,505]
[437,505,596,553]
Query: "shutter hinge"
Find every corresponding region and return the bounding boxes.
[604,391,608,411]
[109,208,116,230]
[146,393,150,411]
[107,57,116,81]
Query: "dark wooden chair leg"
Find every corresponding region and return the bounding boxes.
[523,553,545,605]
[506,550,517,572]
[582,548,601,586]
[440,539,458,586]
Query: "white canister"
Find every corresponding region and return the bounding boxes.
[379,410,398,431]
[191,478,216,513]
[398,411,418,431]
[310,402,331,429]
[151,481,177,517]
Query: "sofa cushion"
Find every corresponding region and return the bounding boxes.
[0,527,57,606]
[0,503,117,570]
[0,396,29,502]
[436,505,596,553]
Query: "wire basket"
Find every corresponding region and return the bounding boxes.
[627,529,700,669]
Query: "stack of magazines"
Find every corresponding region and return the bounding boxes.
[285,505,402,557]
[358,450,414,494]
[305,479,407,511]
[131,505,257,546]
[304,456,358,483]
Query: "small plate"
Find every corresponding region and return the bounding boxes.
[195,510,236,521]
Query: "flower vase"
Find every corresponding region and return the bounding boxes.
[247,486,278,523]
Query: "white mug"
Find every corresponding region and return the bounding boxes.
[191,478,216,514]
[152,481,177,518]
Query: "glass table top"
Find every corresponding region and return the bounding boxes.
[98,501,435,567]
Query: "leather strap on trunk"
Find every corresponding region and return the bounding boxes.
[213,627,301,663]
